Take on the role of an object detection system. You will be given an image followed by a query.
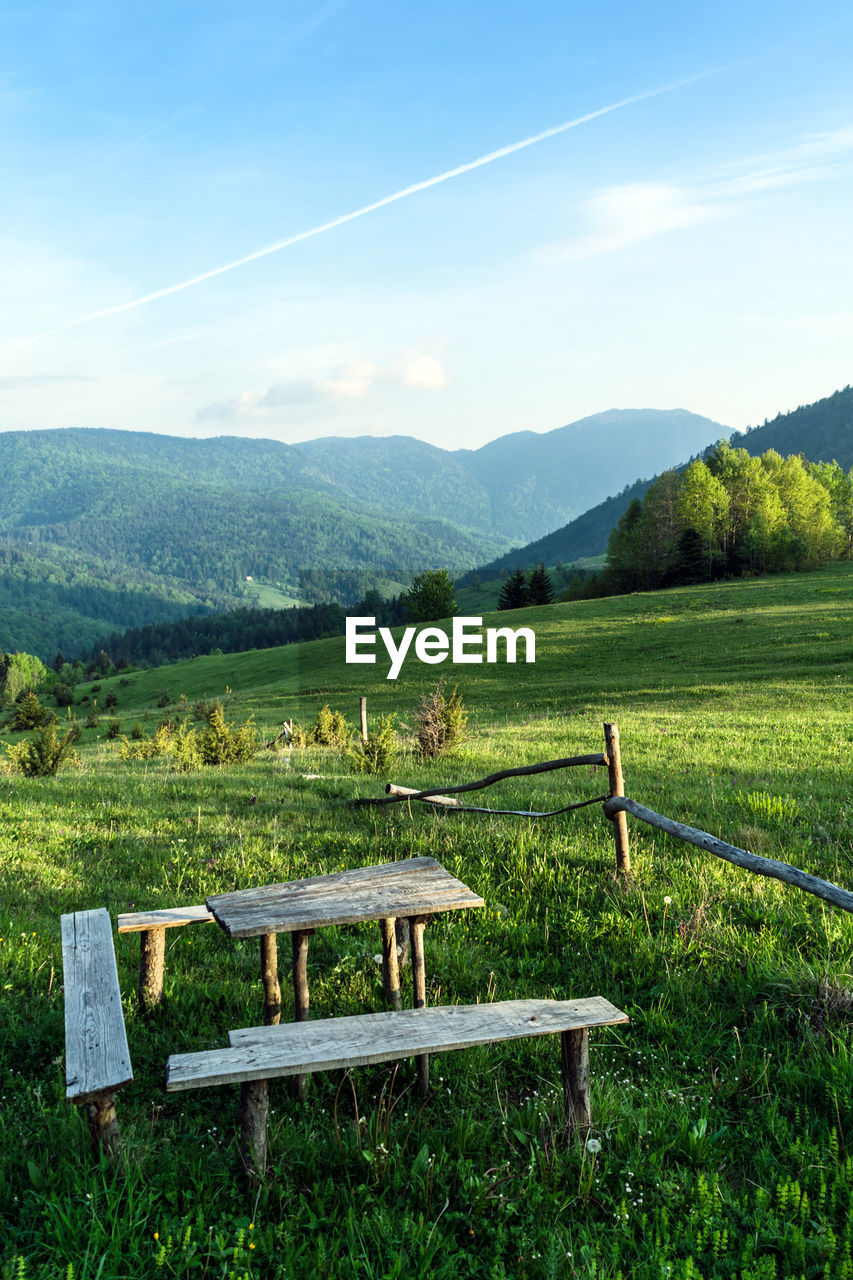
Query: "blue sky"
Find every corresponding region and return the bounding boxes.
[2,1,852,449]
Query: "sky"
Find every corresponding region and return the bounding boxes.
[2,0,853,451]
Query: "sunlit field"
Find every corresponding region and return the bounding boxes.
[2,563,852,1279]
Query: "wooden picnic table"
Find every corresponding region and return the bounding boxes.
[206,856,484,1094]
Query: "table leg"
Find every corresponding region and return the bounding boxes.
[260,933,281,1026]
[292,929,312,1098]
[408,915,429,1097]
[241,931,280,1174]
[138,926,166,1013]
[380,917,402,1010]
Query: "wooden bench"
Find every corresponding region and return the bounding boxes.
[62,908,133,1156]
[166,996,628,1177]
[117,904,214,1012]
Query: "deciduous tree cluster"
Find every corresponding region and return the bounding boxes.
[605,444,852,591]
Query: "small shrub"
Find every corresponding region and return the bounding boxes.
[415,681,468,758]
[171,721,202,772]
[157,691,171,708]
[198,705,257,765]
[11,721,81,776]
[104,690,119,710]
[130,722,145,740]
[347,713,398,776]
[288,723,308,748]
[106,719,122,739]
[85,700,100,728]
[119,722,174,761]
[193,697,223,722]
[53,683,75,708]
[309,705,350,748]
[91,683,102,694]
[12,691,52,731]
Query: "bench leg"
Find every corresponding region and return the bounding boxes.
[561,1028,591,1135]
[380,917,402,1010]
[260,933,281,1026]
[239,1079,269,1182]
[138,926,166,1013]
[85,1091,121,1159]
[291,929,312,1098]
[409,916,429,1098]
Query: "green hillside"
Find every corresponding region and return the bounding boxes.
[2,565,852,1277]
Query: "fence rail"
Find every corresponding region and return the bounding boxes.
[352,718,852,916]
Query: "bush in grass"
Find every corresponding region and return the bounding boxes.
[53,682,75,708]
[157,690,171,708]
[415,681,467,758]
[12,690,52,731]
[106,719,122,739]
[85,700,101,728]
[309,705,351,748]
[9,720,81,776]
[171,720,202,771]
[193,697,223,722]
[198,705,257,765]
[104,690,118,710]
[130,721,145,740]
[347,713,398,775]
[119,722,174,760]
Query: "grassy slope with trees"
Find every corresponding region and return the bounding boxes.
[1,563,851,1278]
[473,384,853,577]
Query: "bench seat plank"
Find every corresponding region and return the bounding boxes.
[62,909,132,1102]
[207,856,484,938]
[117,905,215,933]
[166,997,627,1091]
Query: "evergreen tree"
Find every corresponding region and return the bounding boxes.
[526,563,554,605]
[498,567,529,610]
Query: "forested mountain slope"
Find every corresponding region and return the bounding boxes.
[475,385,853,574]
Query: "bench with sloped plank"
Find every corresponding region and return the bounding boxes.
[62,908,133,1156]
[117,904,215,1012]
[166,996,628,1177]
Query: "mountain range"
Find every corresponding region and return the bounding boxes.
[1,387,848,660]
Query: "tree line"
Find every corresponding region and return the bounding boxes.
[602,443,852,593]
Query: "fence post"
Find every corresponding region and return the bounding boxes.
[604,722,631,874]
[359,696,368,744]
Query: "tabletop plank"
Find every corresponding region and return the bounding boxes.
[166,997,628,1090]
[207,857,484,937]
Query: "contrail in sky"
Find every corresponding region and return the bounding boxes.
[13,73,713,350]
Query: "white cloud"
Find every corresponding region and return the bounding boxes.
[542,182,722,263]
[321,359,378,399]
[195,350,447,421]
[397,354,448,391]
[540,126,853,265]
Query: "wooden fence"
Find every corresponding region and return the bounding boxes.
[355,721,853,917]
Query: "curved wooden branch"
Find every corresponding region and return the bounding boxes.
[350,754,606,808]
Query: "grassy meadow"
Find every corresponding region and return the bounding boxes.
[2,563,852,1279]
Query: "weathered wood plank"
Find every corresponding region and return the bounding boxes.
[117,904,215,933]
[62,909,132,1102]
[207,858,483,938]
[604,796,853,914]
[165,997,628,1091]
